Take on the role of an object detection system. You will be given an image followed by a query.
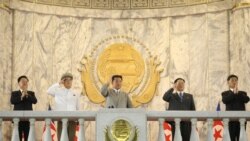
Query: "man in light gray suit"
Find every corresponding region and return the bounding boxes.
[101,75,133,108]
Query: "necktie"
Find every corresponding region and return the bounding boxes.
[114,89,119,94]
[179,92,183,102]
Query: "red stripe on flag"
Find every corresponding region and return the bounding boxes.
[163,122,172,141]
[42,121,57,141]
[74,125,80,141]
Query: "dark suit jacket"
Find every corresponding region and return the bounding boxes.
[10,90,37,110]
[163,88,196,111]
[222,90,249,111]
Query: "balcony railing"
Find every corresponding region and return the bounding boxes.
[0,110,249,141]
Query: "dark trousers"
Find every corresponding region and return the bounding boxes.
[18,121,30,141]
[169,121,191,141]
[229,121,243,141]
[57,121,77,140]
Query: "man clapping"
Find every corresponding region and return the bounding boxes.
[10,75,37,141]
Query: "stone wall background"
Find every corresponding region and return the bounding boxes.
[0,1,250,140]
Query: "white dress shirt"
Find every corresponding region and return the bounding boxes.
[112,88,120,94]
[47,83,80,111]
[176,91,184,95]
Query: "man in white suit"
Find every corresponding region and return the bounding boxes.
[47,72,80,140]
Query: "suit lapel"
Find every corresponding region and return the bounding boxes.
[183,93,191,103]
[175,92,188,103]
[18,90,22,96]
[228,90,234,94]
[182,93,187,103]
[173,93,182,102]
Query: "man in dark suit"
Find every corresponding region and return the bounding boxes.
[163,78,196,141]
[222,74,249,141]
[10,75,37,141]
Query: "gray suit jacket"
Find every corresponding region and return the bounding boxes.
[163,88,195,111]
[101,84,133,108]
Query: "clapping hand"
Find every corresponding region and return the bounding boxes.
[21,90,28,100]
[234,84,238,94]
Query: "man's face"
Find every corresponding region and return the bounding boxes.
[63,77,73,89]
[228,77,238,88]
[175,80,185,91]
[18,78,29,90]
[112,77,122,90]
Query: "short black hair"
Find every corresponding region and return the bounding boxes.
[174,78,185,84]
[112,75,123,82]
[227,74,238,81]
[17,75,29,83]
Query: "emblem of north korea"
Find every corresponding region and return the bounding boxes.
[79,35,163,107]
[105,119,138,141]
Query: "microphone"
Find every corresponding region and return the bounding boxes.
[108,105,114,108]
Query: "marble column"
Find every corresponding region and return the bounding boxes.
[0,8,13,141]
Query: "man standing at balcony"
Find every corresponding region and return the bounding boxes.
[222,74,249,141]
[101,75,133,108]
[162,78,196,141]
[10,75,37,141]
[47,72,80,141]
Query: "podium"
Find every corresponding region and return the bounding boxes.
[96,109,147,141]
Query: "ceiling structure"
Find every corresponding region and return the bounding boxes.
[1,0,225,10]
